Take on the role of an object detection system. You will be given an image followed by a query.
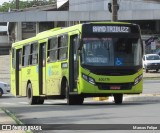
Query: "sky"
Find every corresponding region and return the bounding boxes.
[0,0,10,5]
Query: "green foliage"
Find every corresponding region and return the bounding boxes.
[0,0,56,12]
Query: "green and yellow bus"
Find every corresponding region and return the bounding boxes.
[11,22,143,105]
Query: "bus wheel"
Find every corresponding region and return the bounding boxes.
[37,97,44,104]
[0,88,3,97]
[67,95,84,105]
[65,82,84,105]
[27,83,37,105]
[113,94,123,104]
[75,95,84,105]
[65,82,74,105]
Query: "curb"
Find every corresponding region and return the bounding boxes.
[1,107,32,133]
[93,94,160,102]
[124,94,160,102]
[1,107,23,125]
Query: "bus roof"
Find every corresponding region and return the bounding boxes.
[12,21,136,48]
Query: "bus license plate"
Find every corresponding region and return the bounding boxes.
[110,86,121,90]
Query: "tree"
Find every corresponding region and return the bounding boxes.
[0,0,56,12]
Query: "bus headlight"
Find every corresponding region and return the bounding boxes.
[82,74,96,85]
[134,74,143,85]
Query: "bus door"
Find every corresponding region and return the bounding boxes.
[39,42,46,95]
[69,34,79,92]
[15,48,22,96]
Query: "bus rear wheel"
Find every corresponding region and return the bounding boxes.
[27,83,38,105]
[113,94,123,104]
[65,82,84,105]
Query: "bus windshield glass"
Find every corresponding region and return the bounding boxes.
[81,37,142,67]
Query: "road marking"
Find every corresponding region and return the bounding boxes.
[19,102,28,105]
[44,100,66,104]
[0,102,15,105]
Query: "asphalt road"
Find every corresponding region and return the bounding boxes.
[143,80,160,94]
[0,80,160,133]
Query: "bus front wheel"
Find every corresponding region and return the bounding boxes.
[37,97,44,104]
[113,94,123,104]
[65,82,84,105]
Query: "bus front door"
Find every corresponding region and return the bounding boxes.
[39,42,46,95]
[69,34,79,92]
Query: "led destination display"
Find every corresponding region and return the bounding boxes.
[92,26,131,33]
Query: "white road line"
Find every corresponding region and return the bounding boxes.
[0,102,15,105]
[44,100,66,104]
[19,102,28,105]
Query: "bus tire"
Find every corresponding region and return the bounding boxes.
[0,88,3,97]
[27,83,38,105]
[37,97,44,104]
[65,81,84,105]
[65,81,75,105]
[75,95,84,105]
[113,94,123,104]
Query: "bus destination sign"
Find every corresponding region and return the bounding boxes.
[92,26,131,33]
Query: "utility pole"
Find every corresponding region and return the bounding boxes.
[112,0,118,21]
[16,0,19,9]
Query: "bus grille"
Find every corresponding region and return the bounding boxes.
[96,82,134,90]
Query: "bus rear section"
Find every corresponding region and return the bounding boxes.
[75,23,143,104]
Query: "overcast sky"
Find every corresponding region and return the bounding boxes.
[0,0,10,5]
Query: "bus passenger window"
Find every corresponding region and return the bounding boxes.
[48,37,58,62]
[30,43,38,65]
[22,45,30,66]
[58,35,68,60]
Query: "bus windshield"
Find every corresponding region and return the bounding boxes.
[81,37,142,67]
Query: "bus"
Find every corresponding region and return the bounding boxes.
[11,22,143,105]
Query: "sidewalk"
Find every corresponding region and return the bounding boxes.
[0,108,25,133]
[0,109,16,125]
[143,71,160,78]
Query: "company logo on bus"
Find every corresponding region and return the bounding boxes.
[92,26,130,33]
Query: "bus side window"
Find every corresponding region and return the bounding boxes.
[73,36,79,61]
[19,49,22,69]
[47,37,58,62]
[22,45,30,66]
[30,43,38,65]
[58,34,68,60]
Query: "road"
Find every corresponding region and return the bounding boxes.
[143,80,160,94]
[0,80,160,133]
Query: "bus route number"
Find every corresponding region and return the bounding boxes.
[27,69,31,75]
